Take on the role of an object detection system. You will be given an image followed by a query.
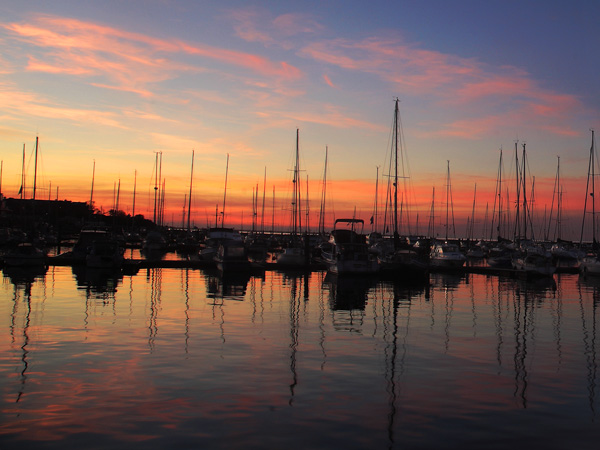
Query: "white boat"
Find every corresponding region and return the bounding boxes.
[429,241,466,268]
[322,219,379,274]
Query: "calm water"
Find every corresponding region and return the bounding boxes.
[1,264,599,449]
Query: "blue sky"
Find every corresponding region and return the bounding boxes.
[0,0,598,236]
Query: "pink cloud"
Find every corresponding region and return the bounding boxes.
[231,9,322,48]
[300,35,584,138]
[323,74,336,88]
[3,14,302,96]
[0,81,124,127]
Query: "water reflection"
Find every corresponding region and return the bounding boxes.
[205,268,251,302]
[1,268,600,448]
[578,275,599,419]
[72,265,123,298]
[2,264,48,287]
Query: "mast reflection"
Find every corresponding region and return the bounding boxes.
[4,266,45,405]
[380,276,429,447]
[578,275,599,419]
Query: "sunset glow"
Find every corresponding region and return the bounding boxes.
[0,1,598,240]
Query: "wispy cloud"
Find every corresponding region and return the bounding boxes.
[2,14,303,96]
[299,35,584,138]
[0,81,123,127]
[231,9,323,49]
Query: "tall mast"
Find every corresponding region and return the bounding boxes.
[306,174,310,234]
[521,143,527,240]
[593,131,596,245]
[490,148,503,240]
[89,159,95,209]
[445,161,450,240]
[153,152,159,223]
[546,156,560,241]
[187,150,194,232]
[427,186,435,238]
[393,98,400,249]
[514,141,521,241]
[469,183,477,240]
[132,170,137,220]
[319,147,328,235]
[297,129,302,235]
[581,129,596,246]
[32,136,39,200]
[222,153,229,227]
[291,129,301,236]
[116,178,121,213]
[261,167,267,234]
[20,144,25,199]
[373,166,379,233]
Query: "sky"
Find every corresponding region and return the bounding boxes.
[0,0,598,240]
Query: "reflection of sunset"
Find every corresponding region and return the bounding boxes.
[1,265,599,447]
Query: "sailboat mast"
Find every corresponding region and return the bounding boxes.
[90,159,95,209]
[445,161,450,240]
[187,150,194,231]
[593,131,596,245]
[428,186,435,238]
[581,130,596,245]
[297,129,302,235]
[222,153,229,227]
[547,156,560,241]
[373,166,379,233]
[261,167,267,234]
[469,183,477,240]
[491,148,503,240]
[153,152,158,223]
[522,143,528,239]
[393,99,400,249]
[116,178,121,212]
[132,170,137,220]
[20,144,25,199]
[319,147,328,235]
[32,136,39,200]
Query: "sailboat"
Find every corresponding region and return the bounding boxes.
[579,130,600,275]
[202,154,250,271]
[377,98,428,277]
[487,148,514,268]
[275,129,308,268]
[429,161,466,269]
[511,143,555,277]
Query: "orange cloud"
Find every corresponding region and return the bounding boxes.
[3,14,303,96]
[0,81,124,127]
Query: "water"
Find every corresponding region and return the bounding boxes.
[1,264,599,449]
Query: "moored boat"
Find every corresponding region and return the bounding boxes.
[322,219,379,275]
